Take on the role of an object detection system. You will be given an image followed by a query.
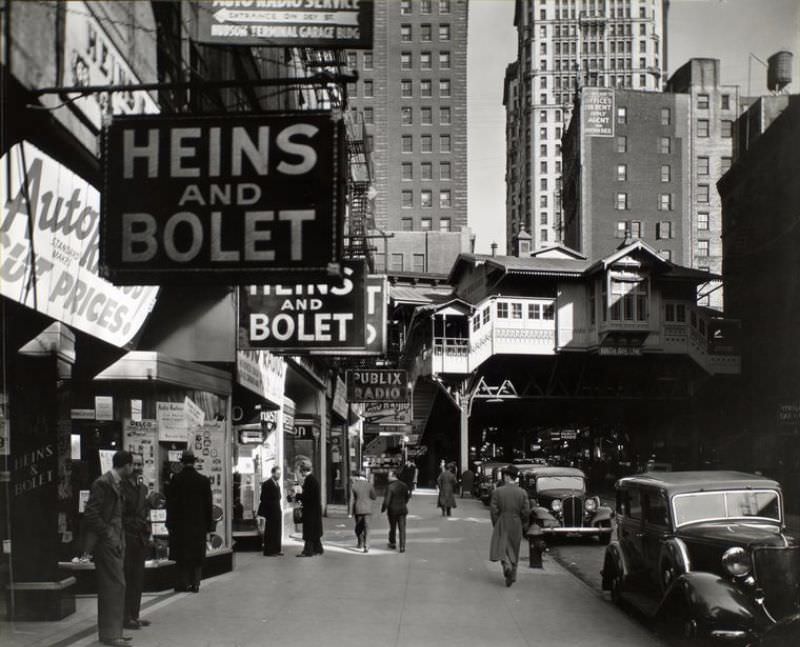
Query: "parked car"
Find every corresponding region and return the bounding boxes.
[601,471,800,645]
[523,465,614,545]
[476,461,506,505]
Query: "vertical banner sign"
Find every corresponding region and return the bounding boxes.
[346,370,409,403]
[194,1,374,49]
[364,275,387,355]
[582,88,615,137]
[239,261,366,352]
[102,112,344,283]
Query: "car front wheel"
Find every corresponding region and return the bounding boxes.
[604,556,624,605]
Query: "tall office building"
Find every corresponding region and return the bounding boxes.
[505,0,666,253]
[346,0,469,273]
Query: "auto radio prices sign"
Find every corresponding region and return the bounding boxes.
[194,1,374,49]
[346,370,409,403]
[239,262,366,352]
[0,142,158,347]
[102,112,344,283]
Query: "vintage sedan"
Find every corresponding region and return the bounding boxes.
[477,461,506,505]
[523,466,614,544]
[601,471,800,645]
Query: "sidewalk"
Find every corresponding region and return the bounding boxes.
[1,490,664,647]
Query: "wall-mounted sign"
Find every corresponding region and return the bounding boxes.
[102,112,344,283]
[194,0,374,49]
[361,275,387,356]
[238,429,266,444]
[582,87,614,137]
[346,370,409,403]
[239,261,366,352]
[1,142,159,347]
[362,400,412,426]
[156,401,188,443]
[236,350,286,405]
[332,376,348,420]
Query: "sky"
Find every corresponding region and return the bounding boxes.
[466,0,800,254]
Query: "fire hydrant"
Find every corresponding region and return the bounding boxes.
[527,525,546,569]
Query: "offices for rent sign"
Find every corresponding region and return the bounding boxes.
[102,112,344,283]
[582,88,614,137]
[194,1,374,49]
[0,142,158,348]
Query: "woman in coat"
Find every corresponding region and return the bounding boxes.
[436,462,458,516]
[296,460,324,556]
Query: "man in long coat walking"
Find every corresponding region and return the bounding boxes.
[121,453,152,630]
[296,459,324,556]
[489,465,531,587]
[350,471,376,552]
[84,450,134,646]
[166,450,213,592]
[382,470,411,552]
[257,466,283,556]
[436,462,458,516]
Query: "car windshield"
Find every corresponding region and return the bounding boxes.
[672,489,781,527]
[536,476,585,492]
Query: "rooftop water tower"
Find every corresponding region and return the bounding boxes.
[767,51,793,93]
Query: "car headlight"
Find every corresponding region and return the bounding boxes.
[551,499,562,512]
[584,497,598,512]
[722,547,751,577]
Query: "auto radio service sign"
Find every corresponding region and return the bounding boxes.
[102,112,344,283]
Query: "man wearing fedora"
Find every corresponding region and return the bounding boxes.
[166,450,213,592]
[489,465,531,587]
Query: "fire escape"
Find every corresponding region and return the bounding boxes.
[344,111,374,269]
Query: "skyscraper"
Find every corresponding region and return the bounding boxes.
[346,0,469,272]
[505,0,667,253]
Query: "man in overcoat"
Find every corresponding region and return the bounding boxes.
[381,470,411,552]
[350,471,377,552]
[166,450,213,592]
[257,465,283,556]
[296,459,324,556]
[84,449,134,646]
[121,453,152,630]
[489,465,531,587]
[436,462,458,516]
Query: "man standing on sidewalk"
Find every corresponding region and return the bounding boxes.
[489,465,531,587]
[296,459,324,556]
[257,466,283,556]
[350,471,376,552]
[84,450,134,647]
[382,470,410,552]
[121,453,152,630]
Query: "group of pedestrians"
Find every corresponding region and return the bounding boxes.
[84,449,214,646]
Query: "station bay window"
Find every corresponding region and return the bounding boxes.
[497,302,509,318]
[604,277,649,322]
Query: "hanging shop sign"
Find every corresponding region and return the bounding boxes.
[236,350,286,405]
[102,112,344,283]
[239,261,366,352]
[332,376,348,420]
[63,1,160,132]
[346,370,409,403]
[193,1,374,49]
[363,275,387,355]
[582,87,614,137]
[362,400,412,426]
[0,142,159,348]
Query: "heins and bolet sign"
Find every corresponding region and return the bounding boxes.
[102,112,343,283]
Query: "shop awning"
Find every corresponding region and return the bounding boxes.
[94,351,231,396]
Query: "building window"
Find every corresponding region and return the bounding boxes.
[497,302,509,318]
[421,106,432,125]
[439,218,451,232]
[401,191,413,208]
[661,107,671,126]
[697,239,710,256]
[439,51,451,69]
[661,164,671,182]
[401,218,413,231]
[421,162,433,180]
[512,303,523,319]
[721,120,733,138]
[616,164,627,181]
[401,135,413,153]
[421,217,432,230]
[439,24,451,41]
[658,193,672,211]
[540,110,548,123]
[363,53,373,70]
[363,107,374,124]
[720,156,732,174]
[421,135,432,153]
[420,0,432,13]
[697,119,709,137]
[721,94,731,110]
[439,190,451,208]
[390,253,404,271]
[630,221,642,238]
[400,0,412,14]
[412,254,425,273]
[401,52,412,69]
[482,307,490,325]
[540,161,548,174]
[615,192,629,210]
[659,250,672,262]
[656,221,672,239]
[440,106,451,124]
[540,195,548,208]
[401,163,413,180]
[421,24,432,41]
[697,93,710,109]
[439,161,451,180]
[540,229,549,242]
[540,212,548,225]
[420,191,433,208]
[660,137,672,154]
[697,156,710,176]
[617,106,627,124]
[401,107,413,125]
[439,79,451,97]
[527,303,541,319]
[347,52,357,69]
[697,212,709,231]
[363,80,373,97]
[401,79,413,97]
[420,51,432,69]
[607,278,648,322]
[697,184,710,203]
[540,178,548,191]
[401,24,412,41]
[540,144,548,156]
[539,127,548,139]
[615,221,627,239]
[420,79,432,97]
[616,136,627,153]
[439,0,451,14]
[440,134,451,152]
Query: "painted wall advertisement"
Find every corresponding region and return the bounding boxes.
[0,142,159,347]
[582,87,614,137]
[194,0,374,49]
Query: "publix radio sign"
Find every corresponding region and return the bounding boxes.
[346,370,408,403]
